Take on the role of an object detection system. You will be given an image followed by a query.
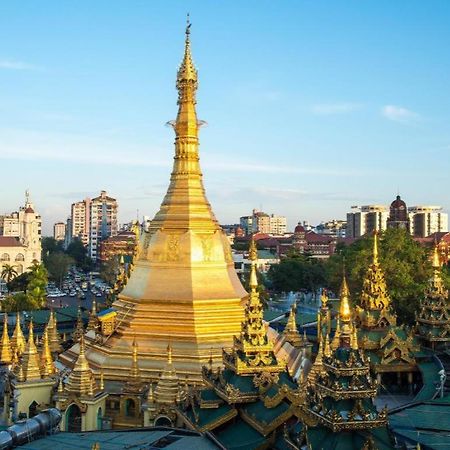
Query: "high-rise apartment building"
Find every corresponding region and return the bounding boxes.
[346,205,388,238]
[408,206,448,238]
[53,222,66,241]
[89,191,118,260]
[66,191,118,260]
[71,198,91,246]
[239,209,287,235]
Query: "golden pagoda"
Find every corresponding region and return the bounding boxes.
[61,20,246,383]
[20,321,42,381]
[302,277,393,448]
[40,328,56,377]
[47,310,62,354]
[356,231,397,329]
[0,313,12,365]
[416,244,450,350]
[11,312,26,356]
[355,232,419,388]
[222,238,285,375]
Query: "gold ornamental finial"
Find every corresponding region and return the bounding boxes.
[324,333,332,357]
[0,313,12,364]
[432,244,441,269]
[20,320,41,380]
[339,275,351,321]
[373,230,379,264]
[167,342,173,365]
[350,324,359,350]
[12,312,26,356]
[249,237,258,292]
[40,327,55,377]
[100,369,104,390]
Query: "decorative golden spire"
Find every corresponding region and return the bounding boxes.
[73,306,84,342]
[282,302,303,348]
[224,238,284,375]
[360,231,392,311]
[430,243,445,291]
[350,324,359,350]
[11,312,26,356]
[373,230,379,264]
[339,274,352,346]
[324,333,332,357]
[20,321,41,381]
[40,327,55,377]
[130,336,140,379]
[154,342,182,404]
[47,310,62,353]
[100,368,104,391]
[87,299,98,332]
[65,334,95,396]
[0,314,12,364]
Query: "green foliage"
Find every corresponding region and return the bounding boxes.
[2,292,39,312]
[66,238,94,271]
[1,264,18,283]
[268,252,327,294]
[7,272,31,292]
[26,262,48,309]
[326,228,433,324]
[100,257,119,286]
[44,252,74,287]
[41,237,64,256]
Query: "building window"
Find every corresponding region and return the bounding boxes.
[1,254,10,262]
[15,254,24,262]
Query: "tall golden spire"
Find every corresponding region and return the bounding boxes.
[87,299,98,332]
[65,334,95,396]
[360,231,391,311]
[151,17,217,231]
[0,314,12,364]
[11,313,26,356]
[339,274,352,346]
[224,237,284,374]
[40,328,55,377]
[20,321,42,380]
[154,342,182,404]
[47,310,62,353]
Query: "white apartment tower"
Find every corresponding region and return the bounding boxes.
[408,206,448,238]
[88,191,118,259]
[346,205,388,238]
[53,222,66,241]
[239,209,287,235]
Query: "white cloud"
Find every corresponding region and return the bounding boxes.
[0,59,41,71]
[382,105,419,123]
[311,102,362,115]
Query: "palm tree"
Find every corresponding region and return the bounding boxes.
[1,264,18,284]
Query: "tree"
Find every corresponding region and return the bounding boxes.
[41,237,63,256]
[1,264,18,284]
[100,257,119,285]
[2,292,39,312]
[67,238,94,271]
[325,228,433,324]
[268,252,327,295]
[26,262,48,309]
[7,272,31,292]
[44,252,74,287]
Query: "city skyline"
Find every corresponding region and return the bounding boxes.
[1,1,450,235]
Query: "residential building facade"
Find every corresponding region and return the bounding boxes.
[53,222,66,241]
[346,205,388,238]
[239,209,287,235]
[408,206,448,238]
[89,191,118,260]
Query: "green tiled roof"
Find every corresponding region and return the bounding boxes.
[215,418,266,450]
[242,398,290,424]
[185,402,235,430]
[414,360,442,402]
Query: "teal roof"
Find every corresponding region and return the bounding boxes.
[414,360,442,402]
[19,428,220,450]
[215,418,266,450]
[306,426,394,450]
[185,401,235,430]
[390,400,450,449]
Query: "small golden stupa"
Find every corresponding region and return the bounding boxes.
[61,20,246,383]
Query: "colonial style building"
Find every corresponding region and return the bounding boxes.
[0,192,42,275]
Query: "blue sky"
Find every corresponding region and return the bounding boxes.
[1,1,449,235]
